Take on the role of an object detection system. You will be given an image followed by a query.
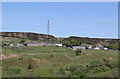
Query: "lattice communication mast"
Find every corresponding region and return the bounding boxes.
[47,20,50,44]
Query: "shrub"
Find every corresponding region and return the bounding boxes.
[19,58,21,60]
[68,65,87,78]
[89,59,105,69]
[19,39,26,44]
[93,66,110,73]
[75,49,82,56]
[28,64,32,69]
[93,67,103,73]
[100,67,110,72]
[51,55,53,57]
[85,46,88,49]
[24,43,27,46]
[108,61,118,69]
[2,44,8,47]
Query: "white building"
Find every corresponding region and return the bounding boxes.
[56,44,62,46]
[94,47,100,50]
[72,46,85,50]
[9,43,14,47]
[104,48,108,51]
[88,46,92,49]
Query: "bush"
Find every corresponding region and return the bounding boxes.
[28,64,32,69]
[2,44,9,47]
[89,59,105,69]
[19,39,26,44]
[85,46,88,49]
[89,59,110,73]
[75,49,82,56]
[108,61,118,69]
[93,67,103,73]
[93,66,110,73]
[51,55,53,57]
[24,43,27,46]
[100,67,110,72]
[68,65,87,78]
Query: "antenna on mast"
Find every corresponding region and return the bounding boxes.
[47,20,50,45]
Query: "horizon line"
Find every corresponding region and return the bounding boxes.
[1,31,118,39]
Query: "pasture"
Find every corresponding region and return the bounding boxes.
[2,47,118,77]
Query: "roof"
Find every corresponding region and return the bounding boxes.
[27,42,62,45]
[27,42,47,44]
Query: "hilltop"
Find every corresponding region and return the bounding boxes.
[0,32,56,41]
[0,32,119,46]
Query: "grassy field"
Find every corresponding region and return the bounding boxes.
[2,46,118,77]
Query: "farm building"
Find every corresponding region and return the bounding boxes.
[27,42,49,47]
[27,42,62,47]
[9,43,14,47]
[72,46,85,50]
[92,44,104,50]
[16,43,25,47]
[56,43,62,46]
[81,44,92,49]
[104,48,108,51]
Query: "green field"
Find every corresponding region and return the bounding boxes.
[2,46,118,77]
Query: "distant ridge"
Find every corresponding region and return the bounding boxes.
[0,32,56,41]
[0,32,119,45]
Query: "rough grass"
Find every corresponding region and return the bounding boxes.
[2,47,118,77]
[2,46,73,55]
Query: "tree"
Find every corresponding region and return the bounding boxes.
[108,44,118,50]
[72,41,80,46]
[63,41,72,47]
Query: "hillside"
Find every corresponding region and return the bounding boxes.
[1,32,118,77]
[0,32,119,45]
[63,36,119,45]
[0,32,56,41]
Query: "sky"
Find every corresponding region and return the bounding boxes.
[2,2,118,38]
